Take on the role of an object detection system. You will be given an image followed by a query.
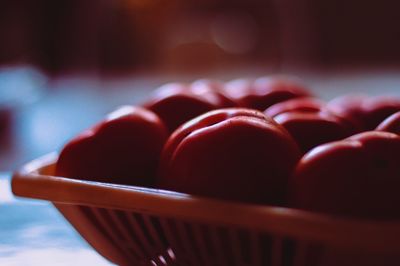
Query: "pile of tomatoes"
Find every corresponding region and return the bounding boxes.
[56,76,400,220]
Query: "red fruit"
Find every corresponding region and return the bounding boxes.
[222,76,312,111]
[377,111,400,134]
[265,97,325,118]
[274,110,356,154]
[289,131,400,219]
[191,79,238,108]
[363,97,400,130]
[143,82,231,133]
[326,94,368,130]
[327,95,400,130]
[158,108,301,205]
[56,106,168,187]
[220,78,253,105]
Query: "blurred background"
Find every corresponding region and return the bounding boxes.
[1,1,400,264]
[2,0,400,75]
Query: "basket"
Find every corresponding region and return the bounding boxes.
[11,153,400,266]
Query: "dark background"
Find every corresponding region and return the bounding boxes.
[2,0,400,75]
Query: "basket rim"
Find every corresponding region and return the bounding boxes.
[11,153,400,252]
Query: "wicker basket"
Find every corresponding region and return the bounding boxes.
[12,154,400,266]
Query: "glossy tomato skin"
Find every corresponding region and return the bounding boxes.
[222,76,312,111]
[289,131,400,219]
[376,111,400,134]
[273,110,356,154]
[265,97,325,118]
[144,82,235,133]
[327,95,400,130]
[56,106,168,187]
[158,108,301,205]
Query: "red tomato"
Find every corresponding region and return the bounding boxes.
[222,76,312,111]
[363,97,400,130]
[289,131,400,219]
[144,82,234,133]
[327,94,400,130]
[274,110,356,154]
[376,111,400,134]
[191,79,238,108]
[56,106,168,187]
[265,97,325,118]
[158,108,301,205]
[326,94,367,130]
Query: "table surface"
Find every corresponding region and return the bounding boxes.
[1,69,400,265]
[0,172,111,265]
